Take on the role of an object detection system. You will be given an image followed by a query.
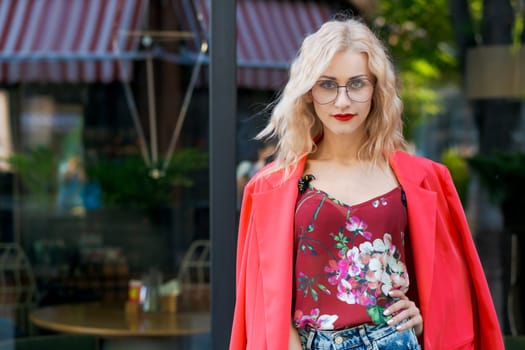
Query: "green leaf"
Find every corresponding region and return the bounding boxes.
[310,288,318,301]
[367,305,390,325]
[307,244,317,256]
[317,284,330,295]
[313,196,325,219]
[297,274,308,283]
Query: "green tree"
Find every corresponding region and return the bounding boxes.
[375,0,458,138]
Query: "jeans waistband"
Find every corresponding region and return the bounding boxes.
[298,320,410,350]
[303,322,397,340]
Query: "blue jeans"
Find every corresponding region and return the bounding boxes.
[298,322,420,350]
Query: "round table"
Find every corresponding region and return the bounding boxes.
[30,302,210,337]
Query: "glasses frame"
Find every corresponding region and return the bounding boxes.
[311,78,375,105]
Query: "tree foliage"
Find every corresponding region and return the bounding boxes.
[374,0,459,138]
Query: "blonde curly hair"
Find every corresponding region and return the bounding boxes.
[258,17,406,175]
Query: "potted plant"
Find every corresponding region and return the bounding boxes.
[85,148,208,212]
[2,146,58,209]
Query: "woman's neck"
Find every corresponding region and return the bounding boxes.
[312,132,366,164]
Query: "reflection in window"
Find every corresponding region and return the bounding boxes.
[0,91,12,172]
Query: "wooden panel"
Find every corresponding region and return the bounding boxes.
[466,45,525,99]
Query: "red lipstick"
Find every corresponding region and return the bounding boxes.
[333,113,355,121]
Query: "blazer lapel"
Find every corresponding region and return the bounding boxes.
[390,152,437,319]
[250,159,306,347]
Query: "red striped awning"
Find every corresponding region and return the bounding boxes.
[0,0,147,83]
[177,0,333,90]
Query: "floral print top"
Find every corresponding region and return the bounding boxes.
[293,180,409,330]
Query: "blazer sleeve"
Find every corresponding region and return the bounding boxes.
[437,164,504,349]
[229,179,256,350]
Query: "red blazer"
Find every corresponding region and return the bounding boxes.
[229,151,504,350]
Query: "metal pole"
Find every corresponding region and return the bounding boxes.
[209,0,237,349]
[145,54,158,165]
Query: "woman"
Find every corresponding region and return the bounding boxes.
[230,17,503,349]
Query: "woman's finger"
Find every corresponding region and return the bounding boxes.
[388,289,408,300]
[383,290,423,336]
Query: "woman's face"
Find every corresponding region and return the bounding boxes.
[308,50,374,139]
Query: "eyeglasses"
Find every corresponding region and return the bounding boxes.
[311,77,374,105]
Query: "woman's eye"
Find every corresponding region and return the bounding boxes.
[318,80,337,89]
[348,79,366,89]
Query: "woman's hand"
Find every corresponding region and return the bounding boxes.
[383,289,423,336]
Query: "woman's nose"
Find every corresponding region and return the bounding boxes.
[333,86,352,107]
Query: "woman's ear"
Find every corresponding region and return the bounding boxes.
[305,91,313,103]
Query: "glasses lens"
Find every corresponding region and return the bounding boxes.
[311,80,338,104]
[346,78,373,102]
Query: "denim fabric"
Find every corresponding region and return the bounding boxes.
[298,322,420,350]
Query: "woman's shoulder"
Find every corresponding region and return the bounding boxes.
[244,161,284,190]
[244,159,304,193]
[391,150,450,180]
[392,150,446,169]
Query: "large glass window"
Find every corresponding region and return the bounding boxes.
[0,75,210,347]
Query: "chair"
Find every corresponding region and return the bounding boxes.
[177,240,210,311]
[0,244,38,336]
[178,240,210,285]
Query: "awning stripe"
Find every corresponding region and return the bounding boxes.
[266,2,295,60]
[0,0,147,83]
[4,1,24,52]
[20,0,41,52]
[174,0,332,89]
